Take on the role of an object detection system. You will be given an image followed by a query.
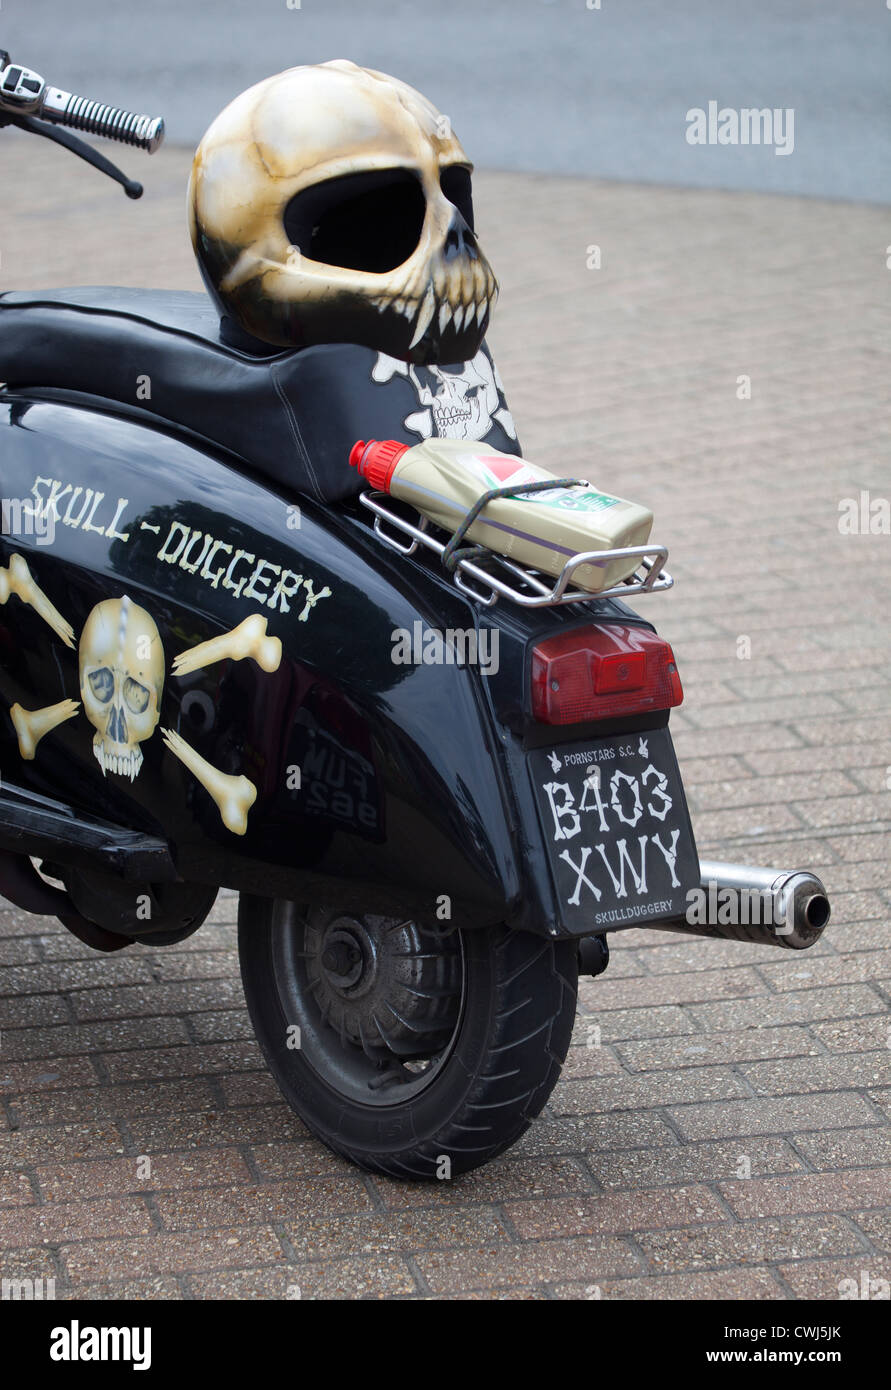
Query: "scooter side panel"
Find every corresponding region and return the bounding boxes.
[0,394,524,927]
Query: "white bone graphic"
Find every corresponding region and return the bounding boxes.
[172,614,282,677]
[161,727,257,835]
[0,554,75,648]
[10,699,80,759]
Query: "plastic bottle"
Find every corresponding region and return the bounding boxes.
[349,438,653,594]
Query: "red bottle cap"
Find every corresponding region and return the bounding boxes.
[349,439,410,492]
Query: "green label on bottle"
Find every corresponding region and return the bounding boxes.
[521,487,621,513]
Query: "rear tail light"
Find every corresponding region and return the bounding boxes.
[531,623,683,725]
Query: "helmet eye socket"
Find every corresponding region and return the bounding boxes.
[284,168,426,274]
[440,165,474,230]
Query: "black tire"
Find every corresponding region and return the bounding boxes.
[237,896,578,1178]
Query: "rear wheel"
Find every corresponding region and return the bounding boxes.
[237,896,578,1178]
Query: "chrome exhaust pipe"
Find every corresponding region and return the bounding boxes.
[649,859,831,950]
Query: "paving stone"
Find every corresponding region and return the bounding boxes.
[718,1168,891,1219]
[551,1267,785,1299]
[505,1185,725,1238]
[189,1258,417,1300]
[558,1045,626,1080]
[71,979,244,1021]
[693,771,858,813]
[0,995,71,1028]
[372,1156,594,1209]
[777,1256,891,1300]
[0,958,154,997]
[128,1103,304,1153]
[793,1126,891,1170]
[100,1040,265,1084]
[687,984,886,1031]
[60,1227,286,1283]
[415,1235,640,1293]
[34,1149,253,1202]
[249,1142,358,1183]
[0,1245,60,1281]
[0,1170,35,1207]
[0,1016,191,1061]
[630,937,831,975]
[0,1195,154,1248]
[150,950,240,983]
[283,1207,508,1260]
[218,1071,284,1107]
[851,1210,891,1252]
[586,1136,805,1189]
[188,1010,256,1044]
[616,1025,816,1073]
[0,1057,98,1097]
[636,1215,865,1272]
[9,1078,218,1128]
[669,1093,877,1142]
[740,1053,891,1098]
[71,1277,184,1300]
[512,1110,679,1158]
[577,968,764,1011]
[574,1003,696,1043]
[551,1066,750,1117]
[155,1179,374,1230]
[0,1122,127,1167]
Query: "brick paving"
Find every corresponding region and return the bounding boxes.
[0,133,889,1300]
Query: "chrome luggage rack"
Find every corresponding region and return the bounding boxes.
[359,490,673,609]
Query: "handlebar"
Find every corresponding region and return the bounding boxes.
[0,57,165,154]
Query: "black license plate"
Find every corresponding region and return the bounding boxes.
[529,728,699,933]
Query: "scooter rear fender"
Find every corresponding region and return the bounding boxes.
[0,390,638,936]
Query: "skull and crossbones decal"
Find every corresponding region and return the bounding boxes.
[372,349,517,443]
[1,553,279,835]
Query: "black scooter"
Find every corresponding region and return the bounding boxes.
[0,57,830,1178]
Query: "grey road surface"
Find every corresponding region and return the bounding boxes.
[1,0,889,202]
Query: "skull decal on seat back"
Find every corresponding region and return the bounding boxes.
[188,60,498,364]
[373,349,518,442]
[79,597,164,781]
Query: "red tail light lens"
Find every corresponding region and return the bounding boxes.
[531,623,683,725]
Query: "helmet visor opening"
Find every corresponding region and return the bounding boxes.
[284,168,427,274]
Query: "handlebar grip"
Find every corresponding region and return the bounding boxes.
[41,86,165,153]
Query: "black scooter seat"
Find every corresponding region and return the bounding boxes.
[0,287,511,503]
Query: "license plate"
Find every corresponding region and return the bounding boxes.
[529,728,699,933]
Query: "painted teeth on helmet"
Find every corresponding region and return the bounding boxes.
[409,284,436,348]
[476,300,487,327]
[438,303,452,335]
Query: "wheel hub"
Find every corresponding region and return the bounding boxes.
[305,910,461,1060]
[320,922,373,991]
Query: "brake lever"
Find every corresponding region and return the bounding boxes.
[1,111,144,198]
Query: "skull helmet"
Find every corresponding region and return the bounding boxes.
[188,60,498,364]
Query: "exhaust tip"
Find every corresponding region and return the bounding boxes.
[802,892,830,932]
